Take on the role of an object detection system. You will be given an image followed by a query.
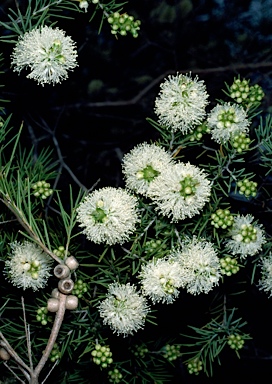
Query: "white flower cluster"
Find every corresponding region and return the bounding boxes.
[148,162,211,222]
[258,254,272,297]
[225,214,266,258]
[4,241,52,291]
[207,102,250,144]
[98,282,150,337]
[138,257,185,304]
[170,237,221,295]
[154,73,209,133]
[76,187,139,245]
[122,144,211,222]
[122,143,173,197]
[11,26,78,85]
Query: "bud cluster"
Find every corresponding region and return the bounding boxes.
[32,180,53,199]
[187,357,203,375]
[91,344,113,368]
[162,344,181,362]
[36,306,52,325]
[220,256,240,276]
[229,78,250,103]
[237,179,257,198]
[49,343,61,362]
[231,132,251,153]
[53,246,69,259]
[229,78,264,105]
[107,12,141,38]
[132,344,148,358]
[211,208,234,229]
[189,122,210,141]
[227,334,245,350]
[72,279,88,298]
[108,368,123,383]
[144,239,167,255]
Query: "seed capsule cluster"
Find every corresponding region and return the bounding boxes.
[220,256,239,276]
[227,334,245,350]
[187,358,203,375]
[32,180,53,199]
[91,344,113,368]
[237,179,257,198]
[211,209,234,229]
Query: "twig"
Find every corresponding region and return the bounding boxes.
[3,361,26,383]
[21,296,33,371]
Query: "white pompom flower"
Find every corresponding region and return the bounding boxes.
[138,257,185,304]
[207,102,250,144]
[225,214,266,258]
[154,73,209,133]
[258,254,272,297]
[4,241,53,291]
[171,237,221,295]
[98,282,150,337]
[148,162,211,222]
[11,26,78,85]
[122,143,174,196]
[76,187,139,245]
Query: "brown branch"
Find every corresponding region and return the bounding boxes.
[51,61,272,111]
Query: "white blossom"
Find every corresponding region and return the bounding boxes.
[171,237,221,295]
[11,26,78,85]
[4,241,53,291]
[148,162,211,222]
[225,214,266,258]
[122,143,174,196]
[154,73,209,133]
[258,254,272,297]
[207,102,250,144]
[76,187,139,245]
[138,257,185,304]
[98,282,150,337]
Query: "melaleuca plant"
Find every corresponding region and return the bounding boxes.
[0,2,272,384]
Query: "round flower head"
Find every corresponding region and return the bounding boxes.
[4,241,53,291]
[11,26,78,85]
[148,162,211,222]
[122,143,174,196]
[258,254,272,297]
[154,73,209,133]
[171,237,221,295]
[98,282,150,337]
[225,214,266,258]
[207,102,250,144]
[138,257,185,304]
[76,187,139,245]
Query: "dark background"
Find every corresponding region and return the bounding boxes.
[1,0,272,383]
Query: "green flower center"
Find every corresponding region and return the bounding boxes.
[91,207,108,223]
[179,176,198,198]
[217,108,237,128]
[235,224,257,243]
[137,165,159,182]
